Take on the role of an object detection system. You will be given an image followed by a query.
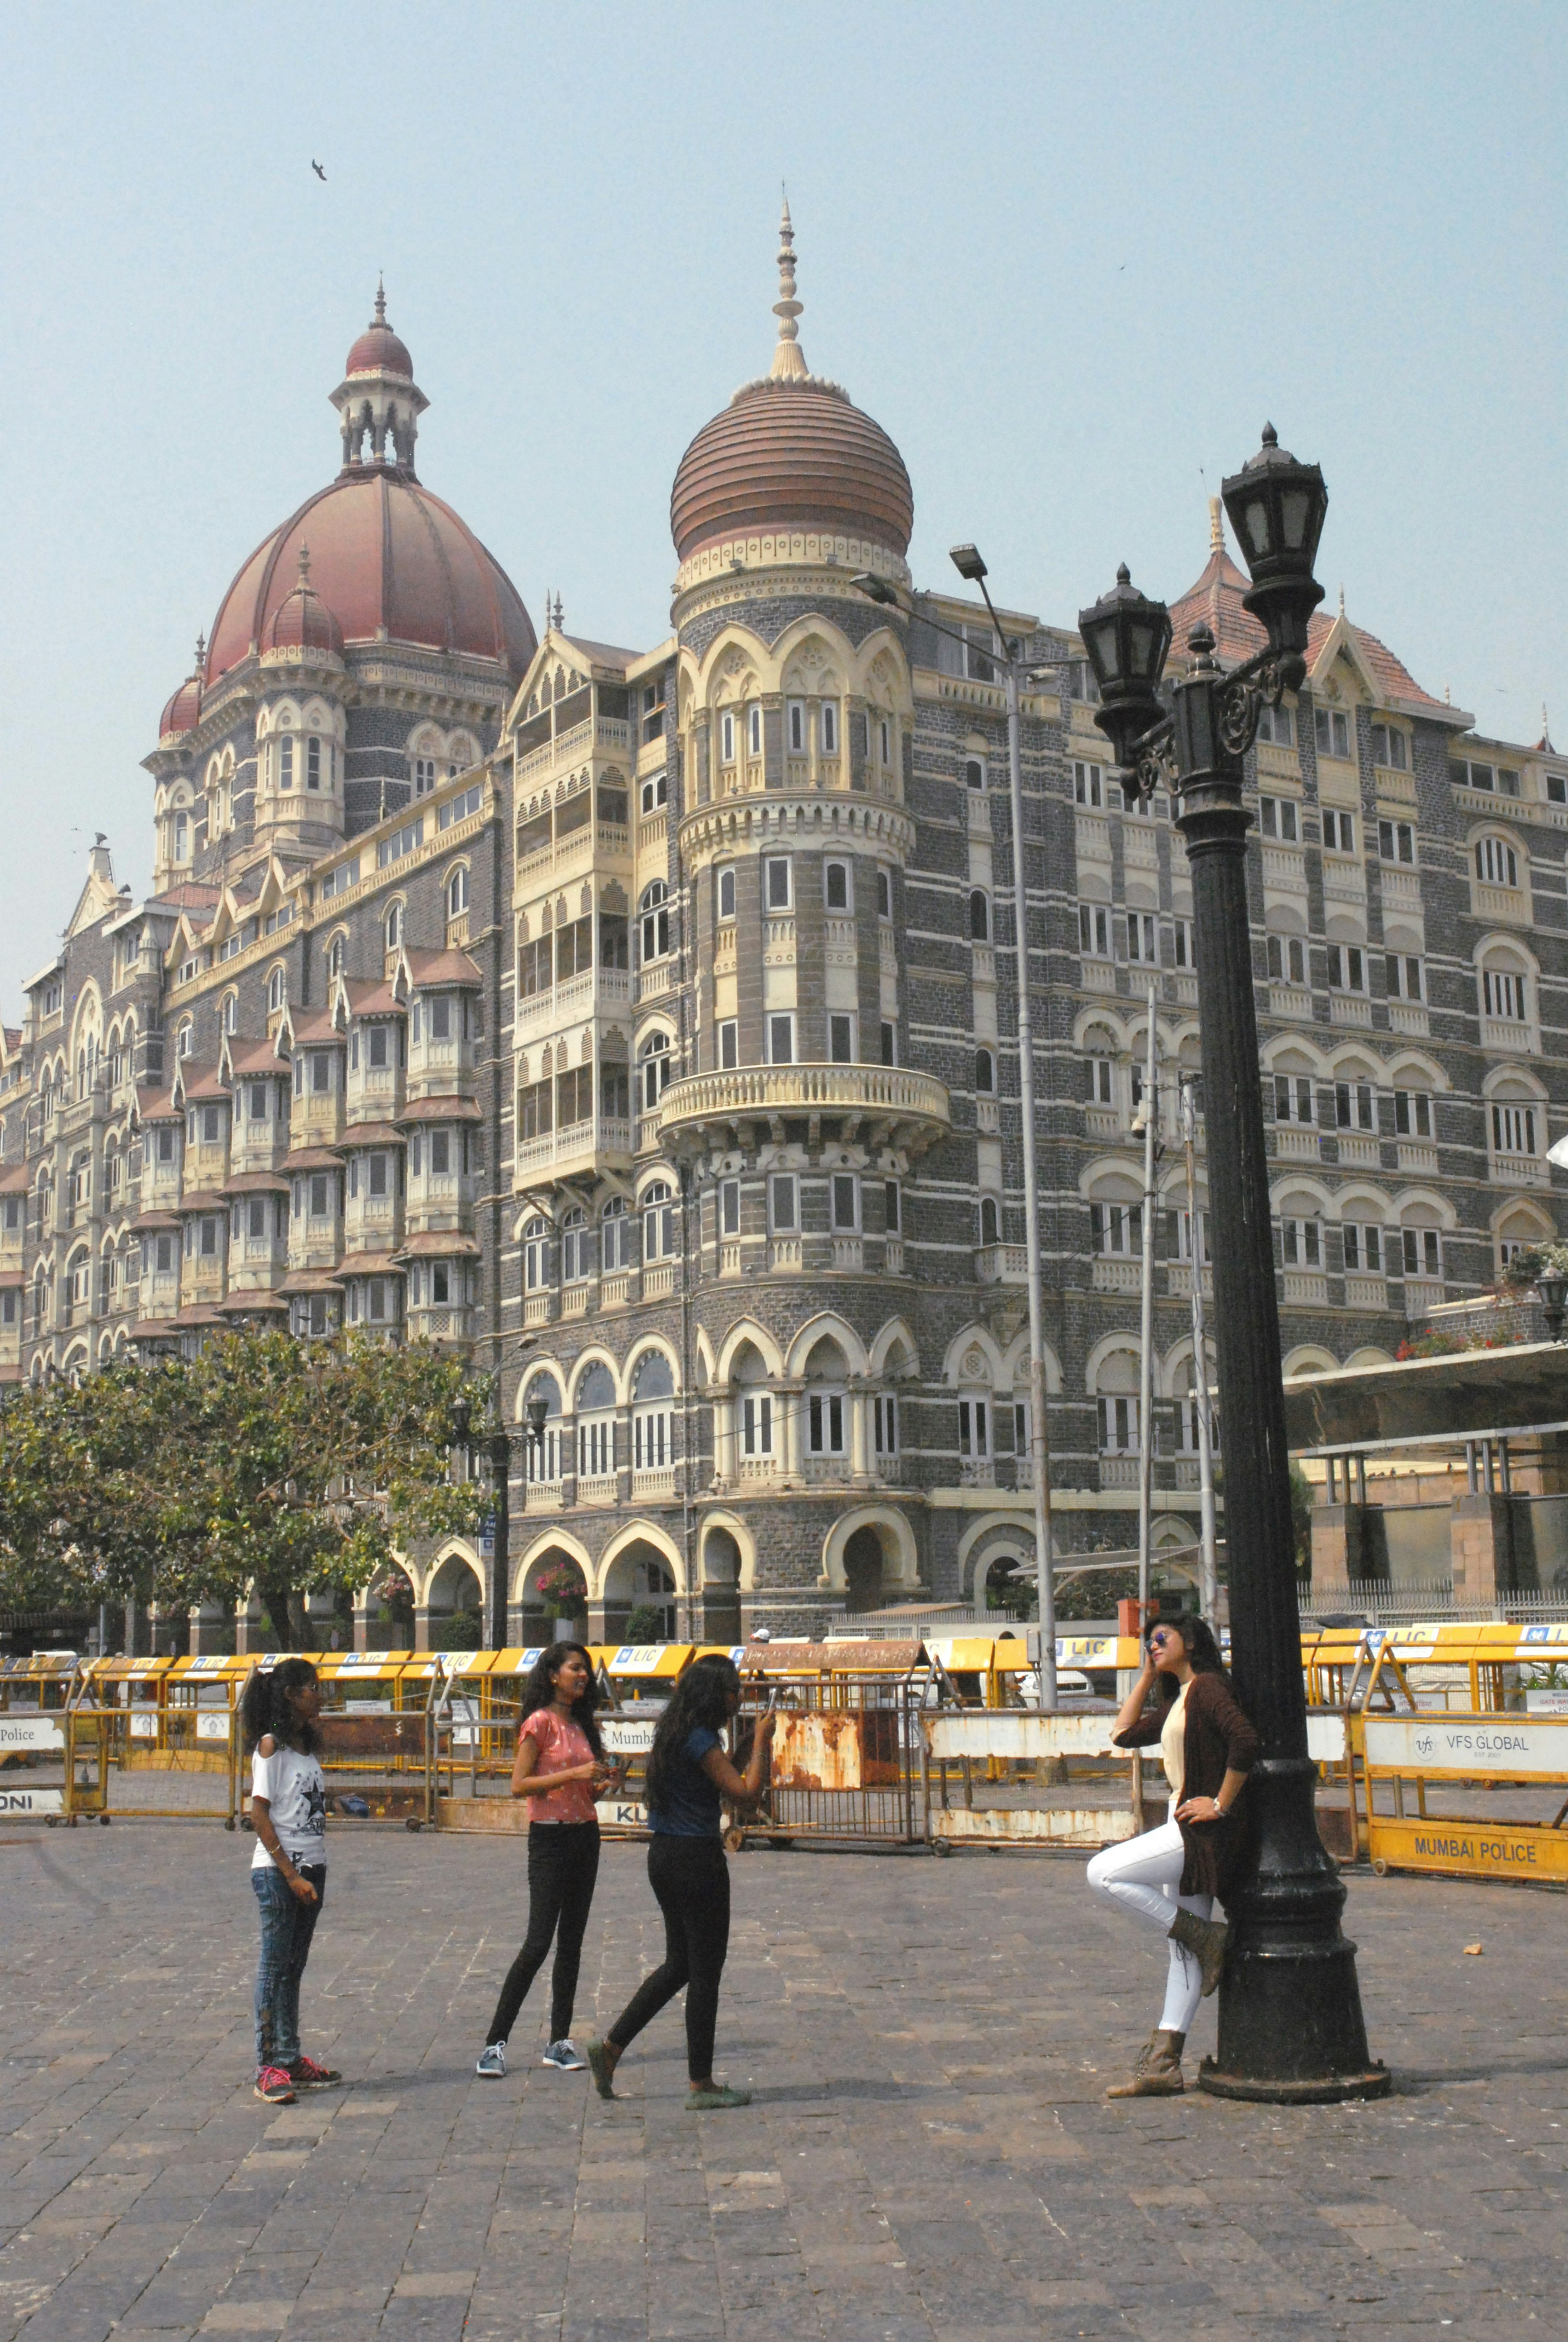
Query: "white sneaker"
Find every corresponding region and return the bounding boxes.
[476,2042,506,2079]
[542,2039,586,2070]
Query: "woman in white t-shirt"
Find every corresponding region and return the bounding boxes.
[241,1657,340,2106]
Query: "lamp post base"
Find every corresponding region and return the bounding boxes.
[1198,2058,1390,2105]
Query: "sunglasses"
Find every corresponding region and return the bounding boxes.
[1148,1630,1177,1648]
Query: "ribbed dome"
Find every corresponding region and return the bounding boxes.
[346,281,413,378]
[670,203,913,565]
[158,641,205,740]
[265,546,345,659]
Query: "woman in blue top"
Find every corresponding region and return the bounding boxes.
[587,1655,773,2111]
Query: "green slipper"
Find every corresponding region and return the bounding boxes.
[585,2038,618,2101]
[686,2084,751,2110]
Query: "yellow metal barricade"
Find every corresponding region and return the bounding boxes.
[1361,1709,1568,1883]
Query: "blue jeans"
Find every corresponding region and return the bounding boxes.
[252,1863,325,2069]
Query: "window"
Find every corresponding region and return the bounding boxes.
[639,1032,672,1111]
[1172,1207,1208,1263]
[639,881,670,963]
[522,1216,550,1291]
[385,902,403,953]
[880,1020,896,1066]
[808,1390,846,1456]
[414,755,437,796]
[884,1179,900,1236]
[1369,724,1408,771]
[873,1392,898,1456]
[720,710,736,763]
[829,1014,854,1064]
[962,757,985,792]
[1322,808,1355,853]
[1267,934,1307,985]
[309,1174,331,1218]
[750,704,763,756]
[306,737,323,791]
[639,770,667,816]
[1090,1200,1141,1254]
[1343,1222,1383,1273]
[1335,1080,1375,1131]
[1275,1075,1315,1125]
[765,857,792,911]
[1259,795,1300,841]
[1452,758,1520,797]
[824,861,851,911]
[246,1197,267,1240]
[742,1392,773,1457]
[821,702,838,755]
[601,1197,629,1272]
[1493,1101,1537,1156]
[831,1174,858,1233]
[768,1173,797,1232]
[1314,707,1352,761]
[718,1019,738,1070]
[1475,836,1519,888]
[879,717,890,765]
[1483,965,1528,1022]
[717,866,736,921]
[156,1126,176,1164]
[1402,1227,1442,1279]
[787,701,806,753]
[174,811,189,862]
[429,1130,452,1175]
[767,1014,794,1066]
[1281,1218,1323,1268]
[979,1195,1000,1246]
[1079,903,1111,958]
[278,736,295,792]
[976,1047,995,1094]
[1089,1057,1113,1105]
[1126,909,1157,964]
[1379,819,1416,864]
[633,1354,673,1470]
[1394,1089,1432,1140]
[1256,704,1293,746]
[437,781,482,830]
[876,868,892,920]
[969,890,990,942]
[1327,944,1365,993]
[719,1178,740,1238]
[1073,760,1104,808]
[1172,917,1193,969]
[319,857,359,901]
[447,866,469,919]
[516,1079,552,1140]
[1385,953,1423,1002]
[1548,773,1568,806]
[958,1397,990,1458]
[559,1207,590,1284]
[642,1181,676,1260]
[376,819,423,871]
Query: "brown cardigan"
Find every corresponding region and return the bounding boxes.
[1113,1668,1261,1901]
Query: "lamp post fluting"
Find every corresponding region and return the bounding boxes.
[1079,428,1387,2102]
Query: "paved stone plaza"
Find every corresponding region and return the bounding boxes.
[0,1825,1564,2342]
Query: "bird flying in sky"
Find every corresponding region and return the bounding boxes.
[312,160,326,181]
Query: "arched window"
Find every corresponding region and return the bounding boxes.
[821,700,839,755]
[268,965,286,1013]
[1481,953,1529,1025]
[642,1180,676,1261]
[979,1195,1000,1247]
[561,1205,590,1283]
[575,1362,617,1479]
[385,902,404,954]
[174,811,189,862]
[720,710,736,763]
[640,1030,672,1113]
[221,992,238,1035]
[414,755,437,797]
[601,1195,630,1272]
[278,735,295,793]
[970,889,990,942]
[523,1216,550,1291]
[327,935,345,982]
[1476,835,1519,888]
[447,866,469,920]
[975,1047,995,1094]
[633,1350,675,1472]
[521,1372,562,1483]
[639,880,670,964]
[177,1021,193,1059]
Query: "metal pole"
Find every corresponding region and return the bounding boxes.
[486,1430,510,1651]
[1180,1075,1219,1616]
[1000,649,1057,1711]
[1136,988,1158,1619]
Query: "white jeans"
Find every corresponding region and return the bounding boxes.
[1086,1819,1214,2037]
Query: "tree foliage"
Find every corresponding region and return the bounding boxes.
[0,1334,488,1643]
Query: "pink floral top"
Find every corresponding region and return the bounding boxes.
[520,1707,598,1824]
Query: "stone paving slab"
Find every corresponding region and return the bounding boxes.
[1,1825,1566,2338]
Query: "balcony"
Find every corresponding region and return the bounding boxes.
[1336,1133,1379,1167]
[1166,1262,1213,1299]
[1329,994,1373,1027]
[1493,1152,1547,1187]
[1282,1270,1329,1306]
[768,1239,802,1273]
[831,1236,863,1272]
[632,1467,677,1503]
[1345,1274,1387,1310]
[1275,1128,1319,1161]
[656,1064,951,1158]
[1092,1257,1140,1293]
[642,1262,677,1299]
[883,1237,905,1275]
[1474,881,1530,926]
[1397,1141,1438,1175]
[1268,983,1313,1022]
[513,1116,633,1190]
[975,1244,1027,1286]
[975,1096,1000,1134]
[577,1474,618,1507]
[1100,1456,1139,1490]
[1085,1104,1122,1141]
[515,966,632,1044]
[1388,1002,1430,1037]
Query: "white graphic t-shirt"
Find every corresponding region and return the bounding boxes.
[250,1742,328,1872]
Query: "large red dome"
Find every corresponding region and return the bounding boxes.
[205,471,536,683]
[671,377,913,563]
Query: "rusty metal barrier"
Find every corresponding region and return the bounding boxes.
[1361,1710,1568,1884]
[923,1709,1154,1850]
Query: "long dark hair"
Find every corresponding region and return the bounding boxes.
[519,1641,603,1761]
[1149,1611,1229,1707]
[644,1654,739,1812]
[240,1657,319,1754]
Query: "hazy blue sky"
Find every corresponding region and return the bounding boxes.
[1,2,1562,999]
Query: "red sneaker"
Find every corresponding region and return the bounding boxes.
[254,2065,296,2104]
[289,2053,341,2090]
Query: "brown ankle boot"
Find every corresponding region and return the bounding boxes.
[1169,1907,1229,1997]
[1106,2028,1185,2098]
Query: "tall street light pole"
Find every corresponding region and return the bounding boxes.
[855,559,1057,1709]
[1179,1073,1220,1617]
[1079,428,1386,2102]
[1131,988,1159,1621]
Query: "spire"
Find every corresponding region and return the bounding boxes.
[297,543,312,589]
[1208,496,1224,556]
[374,274,386,325]
[1540,703,1555,754]
[769,194,810,382]
[1338,583,1346,617]
[194,630,206,677]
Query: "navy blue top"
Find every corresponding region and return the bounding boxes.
[647,1725,723,1838]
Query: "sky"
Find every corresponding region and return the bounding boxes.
[0,1,1563,1001]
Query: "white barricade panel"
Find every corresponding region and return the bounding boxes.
[1307,1714,1347,1764]
[0,1786,63,1815]
[0,1716,64,1752]
[600,1716,659,1757]
[924,1712,1129,1763]
[1363,1714,1568,1777]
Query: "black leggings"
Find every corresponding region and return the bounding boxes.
[606,1833,731,2084]
[485,1820,600,2045]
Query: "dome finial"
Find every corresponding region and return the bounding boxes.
[297,541,312,588]
[769,191,809,382]
[1208,495,1224,556]
[374,275,386,325]
[194,630,206,676]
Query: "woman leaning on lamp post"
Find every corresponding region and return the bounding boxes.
[1086,1612,1259,2098]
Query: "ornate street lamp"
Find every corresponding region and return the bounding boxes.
[1079,429,1387,2103]
[1538,1269,1568,1345]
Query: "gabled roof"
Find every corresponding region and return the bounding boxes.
[402,946,482,989]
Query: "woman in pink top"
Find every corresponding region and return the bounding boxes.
[476,1643,625,2077]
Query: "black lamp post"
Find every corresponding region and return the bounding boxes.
[1080,428,1386,2103]
[1538,1269,1568,1345]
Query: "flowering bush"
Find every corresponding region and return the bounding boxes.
[535,1561,587,1617]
